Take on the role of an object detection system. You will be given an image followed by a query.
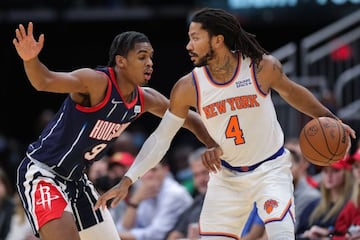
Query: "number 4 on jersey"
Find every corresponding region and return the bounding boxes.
[225,115,245,145]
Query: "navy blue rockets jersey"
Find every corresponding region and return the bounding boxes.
[25,67,145,180]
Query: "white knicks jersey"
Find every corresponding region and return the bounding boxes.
[193,56,284,167]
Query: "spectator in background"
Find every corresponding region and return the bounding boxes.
[108,152,135,181]
[33,109,55,138]
[166,147,208,240]
[87,158,108,181]
[106,152,135,230]
[285,138,321,233]
[333,148,360,239]
[107,131,140,157]
[6,193,38,240]
[297,157,353,239]
[118,158,193,240]
[170,144,195,195]
[0,167,14,240]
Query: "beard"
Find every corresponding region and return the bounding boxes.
[192,47,215,67]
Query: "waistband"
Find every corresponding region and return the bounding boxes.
[221,146,285,172]
[25,153,81,182]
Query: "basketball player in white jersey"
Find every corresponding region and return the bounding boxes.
[96,7,356,239]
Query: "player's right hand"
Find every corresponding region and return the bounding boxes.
[94,176,133,210]
[13,22,44,61]
[201,146,223,173]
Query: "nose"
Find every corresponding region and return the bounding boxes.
[146,58,153,67]
[186,40,192,51]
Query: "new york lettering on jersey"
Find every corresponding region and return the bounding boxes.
[193,56,284,166]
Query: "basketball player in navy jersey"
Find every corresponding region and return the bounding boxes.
[96,8,356,239]
[12,22,220,240]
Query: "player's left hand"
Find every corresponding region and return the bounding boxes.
[341,122,356,139]
[94,176,133,210]
[340,122,356,154]
[201,146,223,173]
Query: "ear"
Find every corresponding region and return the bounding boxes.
[116,55,126,67]
[212,35,224,48]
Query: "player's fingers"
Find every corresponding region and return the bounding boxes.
[349,128,356,139]
[201,154,212,171]
[202,153,217,173]
[12,38,19,48]
[95,193,113,210]
[38,34,45,46]
[94,198,105,210]
[28,22,33,37]
[110,196,123,208]
[208,149,221,170]
[19,24,26,38]
[15,29,22,42]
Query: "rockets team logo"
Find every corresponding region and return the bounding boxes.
[34,180,67,228]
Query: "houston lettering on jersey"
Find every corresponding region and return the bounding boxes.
[202,94,259,119]
[89,120,130,141]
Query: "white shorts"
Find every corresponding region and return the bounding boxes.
[199,149,295,239]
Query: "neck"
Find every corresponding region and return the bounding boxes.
[208,52,238,83]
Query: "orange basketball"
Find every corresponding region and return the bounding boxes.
[299,117,349,166]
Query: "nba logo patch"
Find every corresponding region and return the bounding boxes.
[134,105,141,113]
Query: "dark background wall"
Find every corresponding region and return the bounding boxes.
[0,2,359,145]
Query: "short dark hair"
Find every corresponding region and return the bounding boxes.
[190,7,268,66]
[108,31,150,66]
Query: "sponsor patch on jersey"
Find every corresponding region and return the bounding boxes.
[235,78,251,88]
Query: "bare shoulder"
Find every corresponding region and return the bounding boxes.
[141,87,169,117]
[70,68,109,105]
[256,54,283,76]
[170,72,197,109]
[172,73,194,95]
[142,87,168,103]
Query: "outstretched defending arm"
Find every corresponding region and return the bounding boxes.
[94,109,184,209]
[94,75,222,210]
[126,109,184,182]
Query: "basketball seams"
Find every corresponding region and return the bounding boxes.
[299,117,348,166]
[302,124,333,165]
[316,118,335,159]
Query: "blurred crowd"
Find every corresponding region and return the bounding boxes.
[0,0,197,11]
[1,108,360,240]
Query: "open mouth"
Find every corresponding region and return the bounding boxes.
[144,70,152,81]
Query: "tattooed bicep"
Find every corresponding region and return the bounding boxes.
[255,62,264,74]
[272,58,283,75]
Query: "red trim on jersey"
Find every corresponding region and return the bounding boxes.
[109,67,139,109]
[202,54,242,88]
[76,70,112,112]
[137,86,145,118]
[34,180,68,229]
